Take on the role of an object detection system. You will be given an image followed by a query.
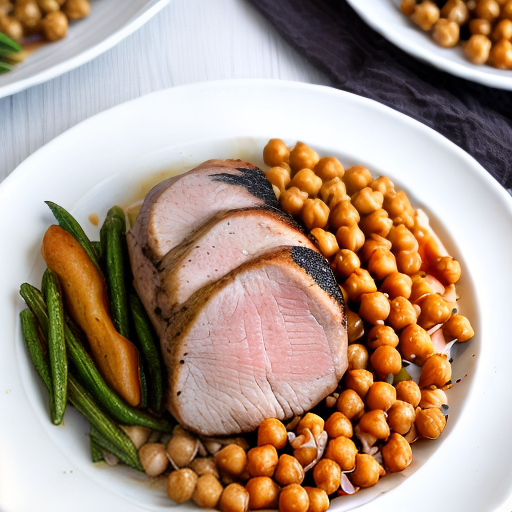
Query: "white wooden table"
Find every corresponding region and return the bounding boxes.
[0,0,330,179]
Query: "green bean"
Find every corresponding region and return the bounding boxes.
[90,436,104,463]
[100,206,130,338]
[90,241,103,266]
[20,284,172,432]
[130,292,163,412]
[45,201,102,273]
[42,270,67,425]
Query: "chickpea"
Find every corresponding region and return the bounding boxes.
[313,459,342,495]
[349,454,386,488]
[388,297,417,330]
[297,413,324,439]
[189,457,220,478]
[387,400,416,434]
[442,314,474,342]
[417,293,451,330]
[329,199,360,229]
[247,445,278,477]
[325,411,353,439]
[302,199,330,230]
[311,228,339,258]
[273,186,281,200]
[382,433,413,473]
[409,278,433,303]
[415,407,446,439]
[280,187,308,216]
[193,473,224,508]
[332,249,360,279]
[396,380,421,407]
[359,209,393,238]
[266,166,291,191]
[411,1,440,30]
[492,18,512,41]
[63,0,90,19]
[315,157,344,181]
[401,0,417,16]
[396,250,422,275]
[41,10,68,41]
[120,425,152,449]
[399,324,434,364]
[337,389,365,421]
[371,345,402,376]
[502,0,512,19]
[366,381,397,411]
[420,388,448,409]
[419,354,452,388]
[14,0,41,29]
[324,436,357,471]
[469,18,491,35]
[359,410,390,440]
[475,0,500,19]
[258,418,287,449]
[274,454,305,486]
[336,222,366,253]
[351,187,384,215]
[380,272,412,299]
[167,431,198,468]
[359,292,390,324]
[39,0,60,13]
[139,443,168,477]
[383,191,415,228]
[345,369,374,399]
[318,177,347,208]
[434,256,461,285]
[367,325,399,350]
[367,248,397,281]
[465,34,492,64]
[279,484,310,512]
[343,166,372,196]
[347,309,364,342]
[245,477,279,510]
[344,268,377,301]
[0,15,23,41]
[290,169,322,197]
[293,445,317,468]
[441,0,469,23]
[215,444,247,477]
[167,468,198,503]
[360,234,392,263]
[289,142,320,172]
[347,343,369,370]
[264,139,290,167]
[388,224,419,253]
[220,483,250,512]
[433,19,460,47]
[304,487,329,512]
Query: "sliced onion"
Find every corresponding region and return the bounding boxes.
[424,274,445,295]
[402,360,422,384]
[354,425,378,455]
[338,473,358,495]
[443,284,457,303]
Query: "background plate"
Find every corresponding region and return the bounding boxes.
[346,0,512,90]
[0,80,510,512]
[0,0,169,99]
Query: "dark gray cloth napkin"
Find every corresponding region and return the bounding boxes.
[248,0,512,191]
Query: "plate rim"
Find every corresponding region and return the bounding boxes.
[0,0,170,99]
[346,0,512,90]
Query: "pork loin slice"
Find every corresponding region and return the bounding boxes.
[154,207,317,321]
[163,246,347,436]
[130,159,277,264]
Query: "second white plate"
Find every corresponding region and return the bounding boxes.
[347,0,512,90]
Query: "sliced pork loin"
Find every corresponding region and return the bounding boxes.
[152,206,317,322]
[128,159,278,332]
[162,246,347,436]
[129,159,277,264]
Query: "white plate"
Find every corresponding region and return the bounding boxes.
[0,80,510,512]
[346,0,512,90]
[0,0,169,99]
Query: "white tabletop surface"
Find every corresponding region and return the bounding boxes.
[0,0,330,180]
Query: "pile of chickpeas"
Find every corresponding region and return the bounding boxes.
[401,0,512,69]
[116,139,474,512]
[0,0,90,43]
